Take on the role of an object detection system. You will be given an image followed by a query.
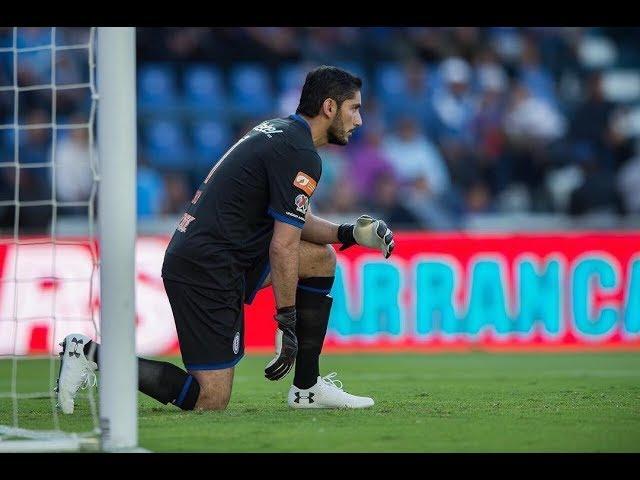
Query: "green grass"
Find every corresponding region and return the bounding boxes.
[2,352,640,452]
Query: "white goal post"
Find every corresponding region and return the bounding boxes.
[0,27,139,452]
[96,26,138,452]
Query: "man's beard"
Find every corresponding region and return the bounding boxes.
[327,113,349,146]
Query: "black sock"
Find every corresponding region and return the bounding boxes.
[294,276,334,389]
[138,358,200,410]
[83,341,200,410]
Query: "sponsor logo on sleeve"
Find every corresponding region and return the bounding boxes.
[294,194,309,215]
[285,211,306,222]
[293,171,317,196]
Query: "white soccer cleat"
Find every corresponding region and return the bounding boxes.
[288,372,374,409]
[55,333,97,415]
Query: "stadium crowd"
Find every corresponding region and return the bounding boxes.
[2,27,640,233]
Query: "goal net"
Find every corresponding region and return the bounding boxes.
[0,27,102,452]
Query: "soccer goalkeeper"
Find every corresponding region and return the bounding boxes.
[57,66,395,413]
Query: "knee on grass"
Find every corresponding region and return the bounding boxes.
[195,393,231,411]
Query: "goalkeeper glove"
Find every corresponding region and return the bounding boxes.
[264,306,298,381]
[338,215,395,259]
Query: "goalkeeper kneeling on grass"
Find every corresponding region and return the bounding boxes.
[56,66,395,413]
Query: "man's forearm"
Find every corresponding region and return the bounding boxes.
[301,211,340,245]
[269,239,300,308]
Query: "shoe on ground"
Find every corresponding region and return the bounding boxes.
[55,333,97,414]
[288,372,374,409]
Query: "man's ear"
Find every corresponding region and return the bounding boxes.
[322,98,336,118]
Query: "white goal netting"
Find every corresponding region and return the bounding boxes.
[0,27,101,451]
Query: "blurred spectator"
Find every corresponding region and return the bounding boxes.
[446,28,484,64]
[51,116,96,213]
[568,143,625,216]
[402,59,434,131]
[1,89,52,232]
[401,176,463,230]
[346,122,395,204]
[567,71,616,170]
[381,116,451,197]
[608,106,639,170]
[137,28,220,63]
[504,82,566,144]
[370,170,422,228]
[533,28,581,78]
[432,57,476,144]
[488,27,524,67]
[166,28,215,61]
[472,64,510,193]
[503,82,568,208]
[241,28,301,65]
[300,28,365,66]
[407,28,448,63]
[364,28,416,63]
[472,43,504,73]
[617,140,640,214]
[380,116,461,229]
[431,57,481,193]
[517,35,558,108]
[162,172,190,215]
[16,28,51,87]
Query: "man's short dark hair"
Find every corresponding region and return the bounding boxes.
[296,66,362,117]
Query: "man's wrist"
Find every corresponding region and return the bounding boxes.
[275,306,296,329]
[337,223,355,246]
[276,305,296,315]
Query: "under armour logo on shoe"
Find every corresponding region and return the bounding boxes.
[68,337,84,358]
[294,392,314,404]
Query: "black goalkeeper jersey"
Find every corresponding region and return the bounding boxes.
[161,114,322,292]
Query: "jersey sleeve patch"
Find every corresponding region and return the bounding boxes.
[293,171,317,196]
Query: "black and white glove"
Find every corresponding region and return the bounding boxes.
[338,215,395,259]
[264,306,298,381]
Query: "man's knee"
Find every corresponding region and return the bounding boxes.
[189,368,234,411]
[319,244,337,272]
[195,392,231,411]
[300,242,336,278]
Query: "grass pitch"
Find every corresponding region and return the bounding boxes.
[1,352,639,452]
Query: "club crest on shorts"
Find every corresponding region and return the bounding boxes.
[233,332,240,355]
[295,194,309,215]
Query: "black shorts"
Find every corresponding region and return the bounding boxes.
[244,254,270,305]
[162,255,270,371]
